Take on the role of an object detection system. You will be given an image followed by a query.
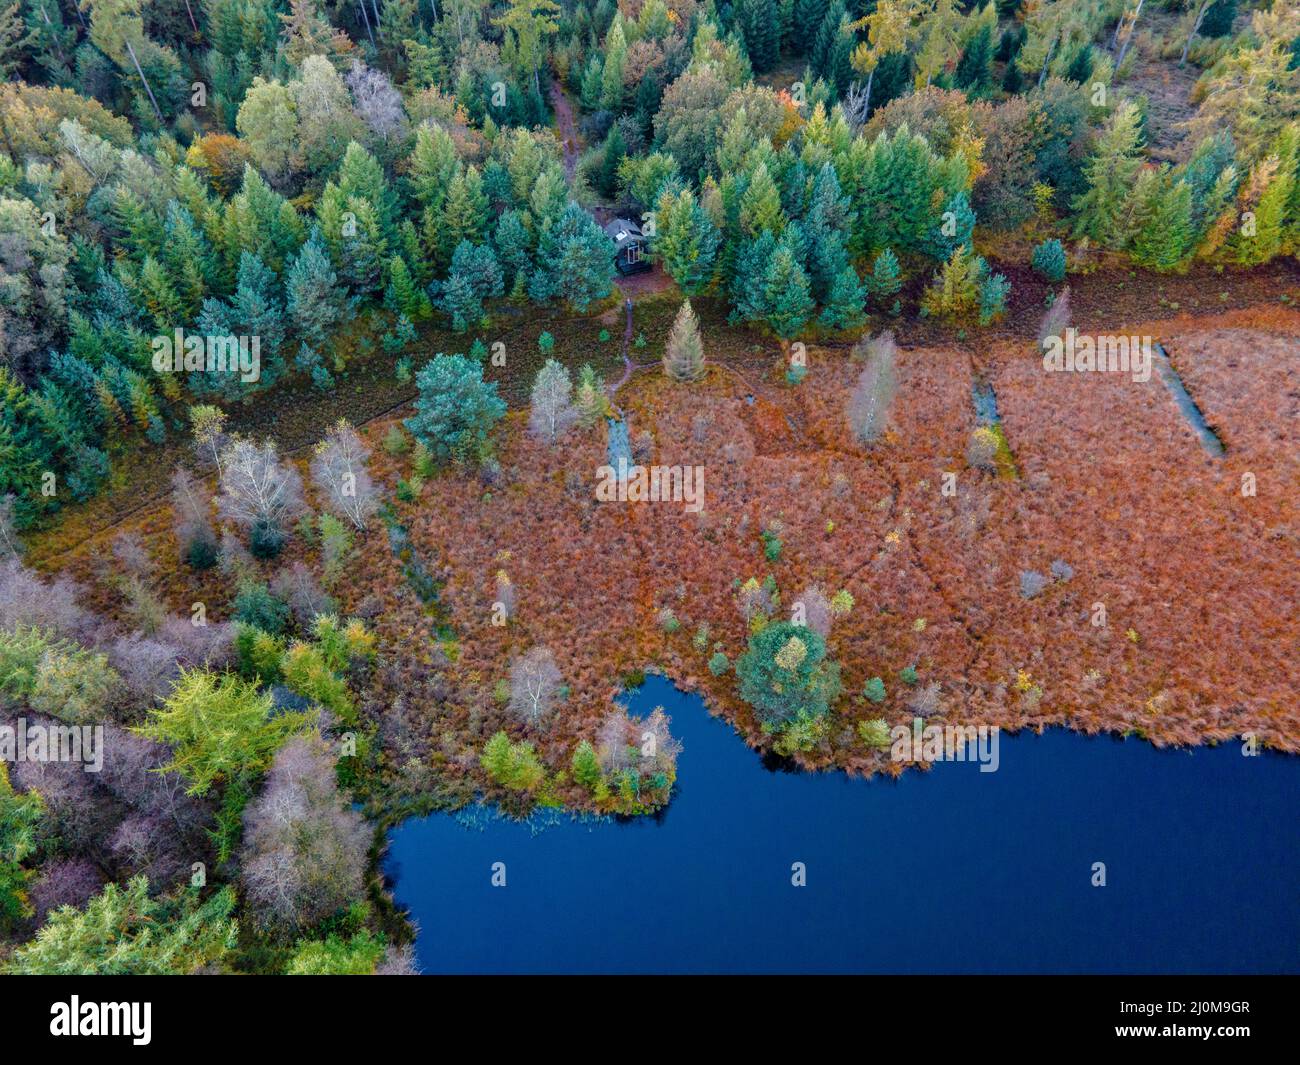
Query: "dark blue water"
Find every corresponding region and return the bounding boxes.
[383,675,1299,974]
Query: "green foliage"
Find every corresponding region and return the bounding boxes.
[1031,238,1067,282]
[863,676,887,704]
[234,581,290,635]
[867,247,903,302]
[404,353,507,464]
[481,730,546,792]
[858,717,892,748]
[571,739,602,791]
[0,626,120,723]
[707,651,730,676]
[0,763,43,931]
[4,878,237,975]
[136,670,315,797]
[899,664,919,686]
[654,186,720,295]
[528,202,616,311]
[735,621,841,733]
[236,624,286,685]
[286,931,386,975]
[760,529,783,562]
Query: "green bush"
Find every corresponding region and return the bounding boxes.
[735,621,841,732]
[1031,239,1067,282]
[858,717,892,748]
[234,582,290,636]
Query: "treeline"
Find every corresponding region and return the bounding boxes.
[1,0,1298,530]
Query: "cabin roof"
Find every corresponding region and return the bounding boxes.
[604,218,643,246]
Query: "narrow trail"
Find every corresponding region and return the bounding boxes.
[550,78,580,183]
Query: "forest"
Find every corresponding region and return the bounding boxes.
[0,0,1297,974]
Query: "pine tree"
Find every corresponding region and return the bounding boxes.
[384,256,432,321]
[1129,169,1195,272]
[1072,101,1145,249]
[761,245,815,340]
[404,354,506,463]
[601,19,627,109]
[654,187,720,296]
[663,300,706,382]
[438,272,482,333]
[921,245,981,319]
[494,210,534,290]
[438,166,490,266]
[286,232,350,346]
[739,162,786,239]
[819,265,867,330]
[740,0,780,73]
[528,202,616,312]
[792,0,830,55]
[867,247,902,303]
[598,124,626,200]
[954,21,993,93]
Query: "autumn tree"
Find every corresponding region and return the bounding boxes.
[663,300,706,382]
[1071,101,1144,248]
[847,332,898,444]
[240,734,370,932]
[528,359,579,444]
[311,420,379,531]
[217,439,306,558]
[507,647,563,727]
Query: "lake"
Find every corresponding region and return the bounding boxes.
[383,675,1299,974]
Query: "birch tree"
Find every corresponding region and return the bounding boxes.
[507,647,563,727]
[528,359,578,444]
[310,420,379,530]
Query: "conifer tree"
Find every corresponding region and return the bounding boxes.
[867,247,903,304]
[761,245,815,340]
[663,300,706,382]
[819,265,867,330]
[384,255,432,321]
[1072,101,1145,248]
[654,187,721,295]
[528,202,616,312]
[740,0,780,73]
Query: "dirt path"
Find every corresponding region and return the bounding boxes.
[550,78,580,182]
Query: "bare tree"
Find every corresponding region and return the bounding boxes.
[596,708,635,774]
[171,467,217,562]
[218,438,305,545]
[507,647,563,727]
[310,420,379,531]
[1037,286,1071,346]
[638,705,683,777]
[346,60,408,144]
[528,359,578,444]
[795,585,833,637]
[107,633,183,704]
[0,559,94,640]
[241,734,370,932]
[847,332,898,444]
[271,562,336,628]
[842,80,872,131]
[0,493,21,560]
